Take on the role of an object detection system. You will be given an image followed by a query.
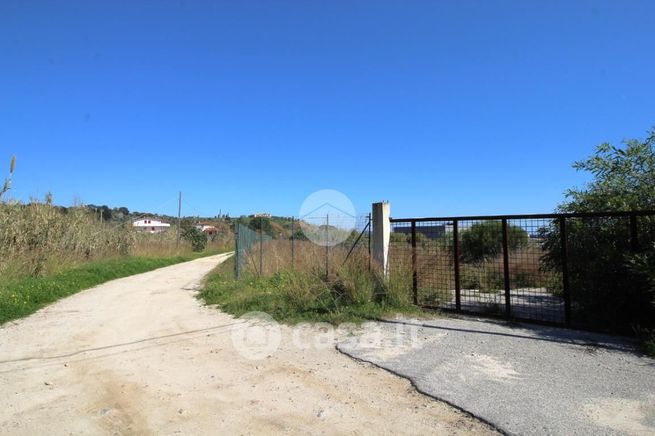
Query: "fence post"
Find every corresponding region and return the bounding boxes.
[235,223,240,279]
[453,220,461,311]
[501,219,512,318]
[325,214,329,279]
[368,213,372,272]
[291,217,295,270]
[259,219,263,277]
[559,217,571,326]
[411,220,418,305]
[371,202,391,278]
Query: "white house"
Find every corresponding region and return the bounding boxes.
[195,222,218,235]
[133,218,171,234]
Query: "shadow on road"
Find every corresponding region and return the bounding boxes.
[376,316,642,355]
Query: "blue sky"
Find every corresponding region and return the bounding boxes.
[1,0,654,219]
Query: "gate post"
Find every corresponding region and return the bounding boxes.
[372,202,391,278]
[501,219,512,318]
[453,220,461,311]
[559,217,572,326]
[411,221,418,305]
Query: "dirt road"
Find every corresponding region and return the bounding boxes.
[0,254,493,435]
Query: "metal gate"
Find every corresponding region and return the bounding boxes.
[389,211,655,332]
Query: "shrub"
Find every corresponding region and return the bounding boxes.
[182,227,208,252]
[643,335,655,357]
[461,221,528,262]
[628,243,655,316]
[540,128,655,331]
[248,217,275,237]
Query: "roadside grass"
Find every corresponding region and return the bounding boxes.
[0,249,228,326]
[199,257,427,324]
[642,334,655,358]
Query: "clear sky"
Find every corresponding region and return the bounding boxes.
[1,0,654,219]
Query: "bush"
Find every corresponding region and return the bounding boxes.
[248,217,276,237]
[643,335,655,357]
[461,221,528,262]
[540,128,655,331]
[182,227,208,252]
[628,243,655,315]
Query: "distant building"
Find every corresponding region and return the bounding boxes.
[250,213,272,218]
[133,218,170,234]
[195,222,218,235]
[394,224,448,239]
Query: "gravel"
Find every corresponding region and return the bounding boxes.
[337,315,655,436]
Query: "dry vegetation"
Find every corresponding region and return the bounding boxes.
[203,223,556,325]
[0,198,231,325]
[200,237,421,324]
[0,200,133,279]
[387,238,558,307]
[0,155,235,325]
[0,200,230,281]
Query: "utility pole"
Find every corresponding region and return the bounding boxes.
[176,191,182,248]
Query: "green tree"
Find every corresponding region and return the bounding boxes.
[182,227,208,252]
[248,217,275,237]
[461,221,528,262]
[560,131,655,212]
[541,127,655,331]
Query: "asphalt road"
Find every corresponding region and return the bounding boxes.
[338,315,655,435]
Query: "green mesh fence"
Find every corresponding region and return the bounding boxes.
[235,222,272,278]
[234,215,371,279]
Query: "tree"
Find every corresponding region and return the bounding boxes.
[541,127,655,331]
[99,205,112,222]
[560,131,655,212]
[182,227,208,252]
[461,221,528,263]
[248,217,275,237]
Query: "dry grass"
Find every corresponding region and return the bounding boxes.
[0,201,134,279]
[388,241,558,300]
[241,239,369,278]
[0,200,231,281]
[214,237,418,323]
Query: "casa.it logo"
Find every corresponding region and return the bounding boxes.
[230,312,281,360]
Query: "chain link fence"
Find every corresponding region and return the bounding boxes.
[234,214,371,279]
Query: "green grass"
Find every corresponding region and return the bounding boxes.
[198,257,425,324]
[0,249,228,326]
[642,335,655,358]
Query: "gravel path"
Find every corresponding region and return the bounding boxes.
[0,255,493,435]
[337,315,655,436]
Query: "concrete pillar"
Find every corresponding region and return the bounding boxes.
[372,201,391,277]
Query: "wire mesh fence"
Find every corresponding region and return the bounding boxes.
[234,214,372,279]
[389,211,655,332]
